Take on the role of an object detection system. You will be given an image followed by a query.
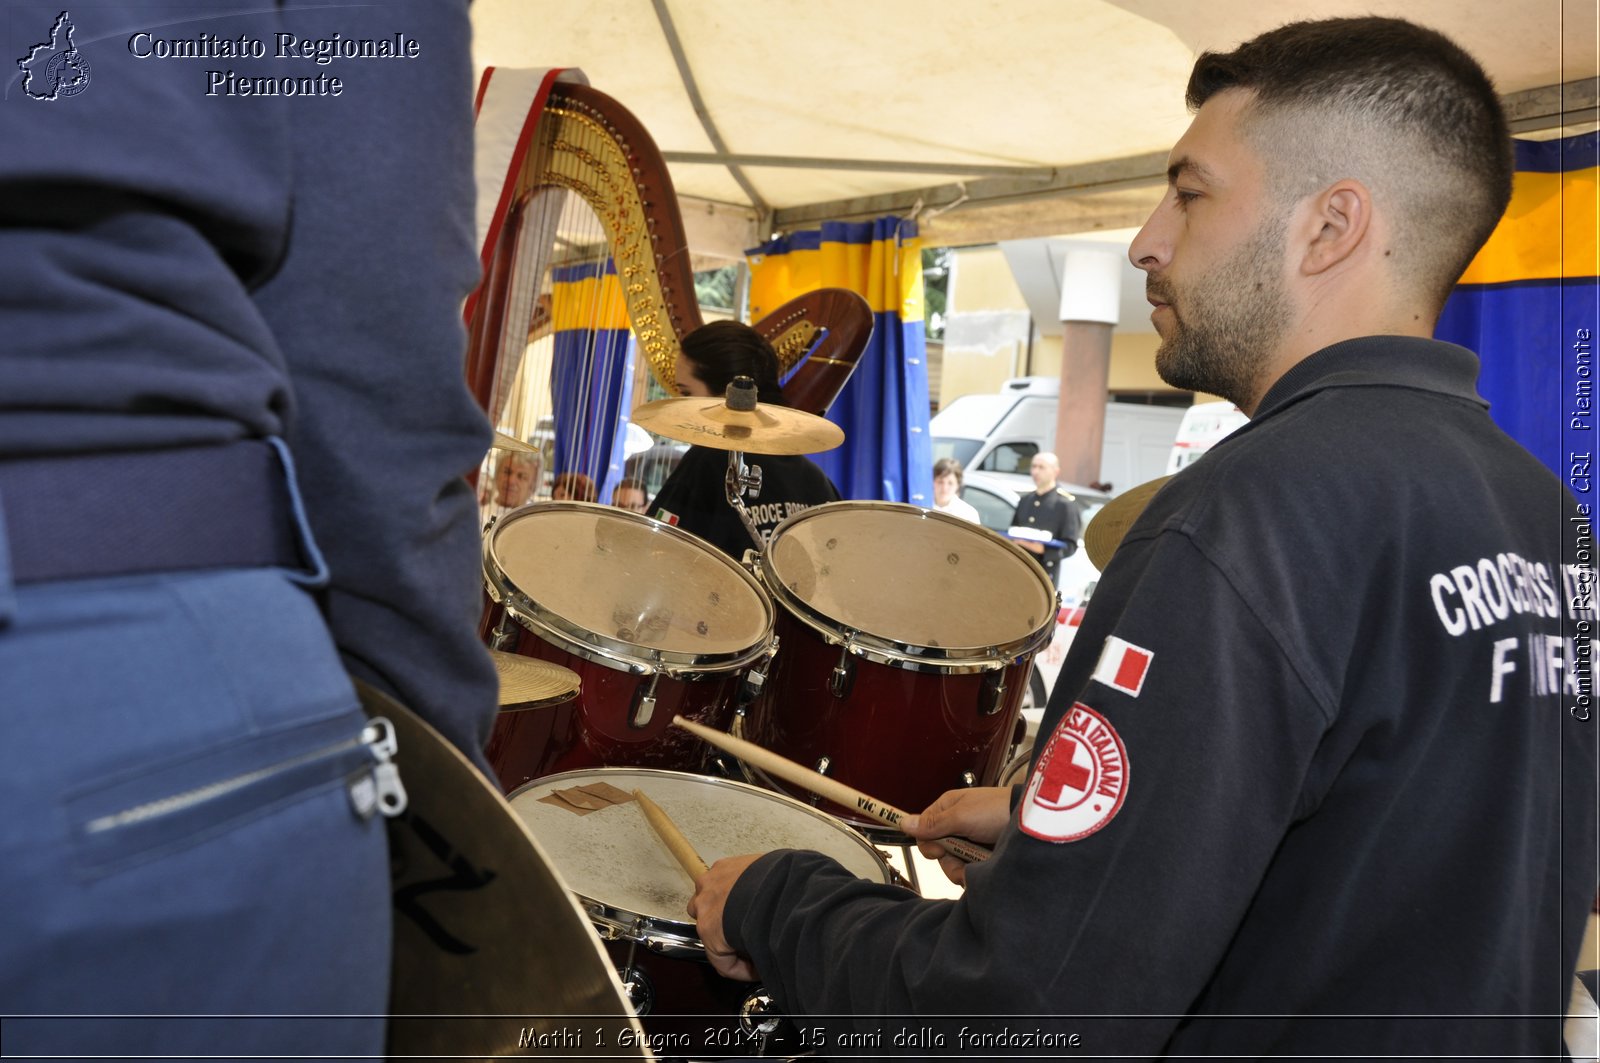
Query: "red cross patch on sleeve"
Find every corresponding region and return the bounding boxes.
[1091,635,1153,697]
[1019,704,1129,842]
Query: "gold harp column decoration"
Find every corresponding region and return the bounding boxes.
[534,92,692,393]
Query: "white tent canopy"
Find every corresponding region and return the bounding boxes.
[472,0,1598,254]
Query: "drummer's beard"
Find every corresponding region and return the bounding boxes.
[1150,213,1290,410]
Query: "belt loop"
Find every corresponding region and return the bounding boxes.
[266,438,330,589]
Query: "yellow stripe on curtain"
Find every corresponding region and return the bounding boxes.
[550,266,631,332]
[749,231,923,320]
[1458,165,1598,285]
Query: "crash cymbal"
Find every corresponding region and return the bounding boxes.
[491,430,539,454]
[1083,474,1175,571]
[631,396,844,455]
[490,648,580,708]
[354,680,648,1060]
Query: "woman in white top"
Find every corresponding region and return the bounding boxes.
[931,457,980,523]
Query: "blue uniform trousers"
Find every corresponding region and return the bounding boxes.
[0,561,390,1058]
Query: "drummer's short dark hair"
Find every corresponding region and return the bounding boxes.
[1188,17,1511,309]
[680,320,787,406]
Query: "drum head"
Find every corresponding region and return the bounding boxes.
[509,768,890,940]
[488,503,774,670]
[764,502,1055,656]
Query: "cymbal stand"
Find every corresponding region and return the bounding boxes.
[721,375,768,550]
[724,449,766,549]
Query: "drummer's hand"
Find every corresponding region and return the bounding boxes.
[687,854,763,981]
[903,787,1012,887]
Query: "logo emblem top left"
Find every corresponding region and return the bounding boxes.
[18,11,92,101]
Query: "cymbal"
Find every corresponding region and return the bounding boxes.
[1083,474,1175,571]
[631,396,845,455]
[354,680,648,1060]
[490,648,580,708]
[491,430,539,454]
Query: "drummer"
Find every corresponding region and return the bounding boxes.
[686,16,1596,1057]
[650,321,839,558]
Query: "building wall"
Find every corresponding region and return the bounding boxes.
[940,247,1029,407]
[941,245,1216,404]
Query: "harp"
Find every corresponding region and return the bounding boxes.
[466,69,872,499]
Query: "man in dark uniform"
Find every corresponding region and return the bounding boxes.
[1009,450,1080,587]
[687,17,1597,1058]
[1,2,497,1057]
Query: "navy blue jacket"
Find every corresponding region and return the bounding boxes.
[725,336,1598,1057]
[0,1,497,759]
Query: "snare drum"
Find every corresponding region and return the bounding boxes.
[482,503,775,792]
[508,768,894,1053]
[744,502,1056,826]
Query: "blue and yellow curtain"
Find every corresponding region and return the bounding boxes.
[550,259,635,502]
[747,217,932,504]
[1436,132,1599,487]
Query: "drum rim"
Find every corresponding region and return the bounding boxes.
[758,500,1059,673]
[485,501,777,676]
[506,765,893,955]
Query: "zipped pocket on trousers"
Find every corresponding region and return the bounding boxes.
[65,715,408,878]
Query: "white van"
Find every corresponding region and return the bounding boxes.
[931,377,1185,492]
[1166,401,1250,473]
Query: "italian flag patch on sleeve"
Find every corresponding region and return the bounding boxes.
[1091,636,1153,697]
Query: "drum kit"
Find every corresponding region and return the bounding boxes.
[434,381,1069,1058]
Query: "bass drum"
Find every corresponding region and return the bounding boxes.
[744,502,1056,827]
[481,502,775,793]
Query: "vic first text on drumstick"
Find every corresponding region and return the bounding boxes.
[669,717,992,863]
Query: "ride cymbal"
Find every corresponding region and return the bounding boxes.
[1082,474,1175,571]
[630,396,844,455]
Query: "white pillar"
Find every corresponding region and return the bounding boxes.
[1055,247,1122,488]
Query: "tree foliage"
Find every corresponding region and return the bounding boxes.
[694,265,739,311]
[922,245,950,340]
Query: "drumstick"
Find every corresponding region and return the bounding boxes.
[670,717,992,864]
[632,789,710,880]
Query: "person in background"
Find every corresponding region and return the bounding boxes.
[650,321,838,558]
[687,17,1597,1057]
[479,449,540,527]
[1009,451,1080,586]
[610,476,649,514]
[930,456,980,523]
[0,2,497,1058]
[551,471,597,502]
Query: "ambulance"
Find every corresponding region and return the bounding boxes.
[1165,401,1250,473]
